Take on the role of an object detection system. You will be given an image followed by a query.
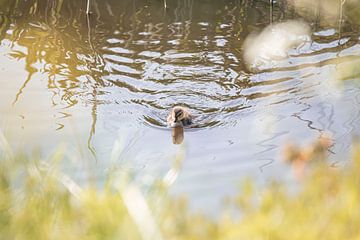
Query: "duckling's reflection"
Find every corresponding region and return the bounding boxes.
[172,126,184,144]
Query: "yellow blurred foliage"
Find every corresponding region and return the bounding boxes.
[1,139,360,240]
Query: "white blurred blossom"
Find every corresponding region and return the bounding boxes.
[243,20,311,68]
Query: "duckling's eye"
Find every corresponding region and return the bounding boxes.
[175,110,183,119]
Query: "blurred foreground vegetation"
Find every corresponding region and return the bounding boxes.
[1,139,360,240]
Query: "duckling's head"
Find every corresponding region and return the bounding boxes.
[173,107,185,122]
[167,107,185,127]
[167,106,191,127]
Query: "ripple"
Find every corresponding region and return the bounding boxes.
[97,28,360,129]
[64,3,360,130]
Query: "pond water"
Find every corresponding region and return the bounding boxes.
[1,0,360,212]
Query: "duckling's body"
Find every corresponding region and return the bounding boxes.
[167,106,192,127]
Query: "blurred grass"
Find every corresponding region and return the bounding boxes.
[1,136,360,240]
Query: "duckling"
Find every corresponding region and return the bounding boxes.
[167,106,192,127]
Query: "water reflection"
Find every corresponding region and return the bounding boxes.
[171,127,184,144]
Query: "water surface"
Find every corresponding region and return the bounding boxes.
[1,0,360,212]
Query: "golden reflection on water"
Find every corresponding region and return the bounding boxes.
[0,0,107,153]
